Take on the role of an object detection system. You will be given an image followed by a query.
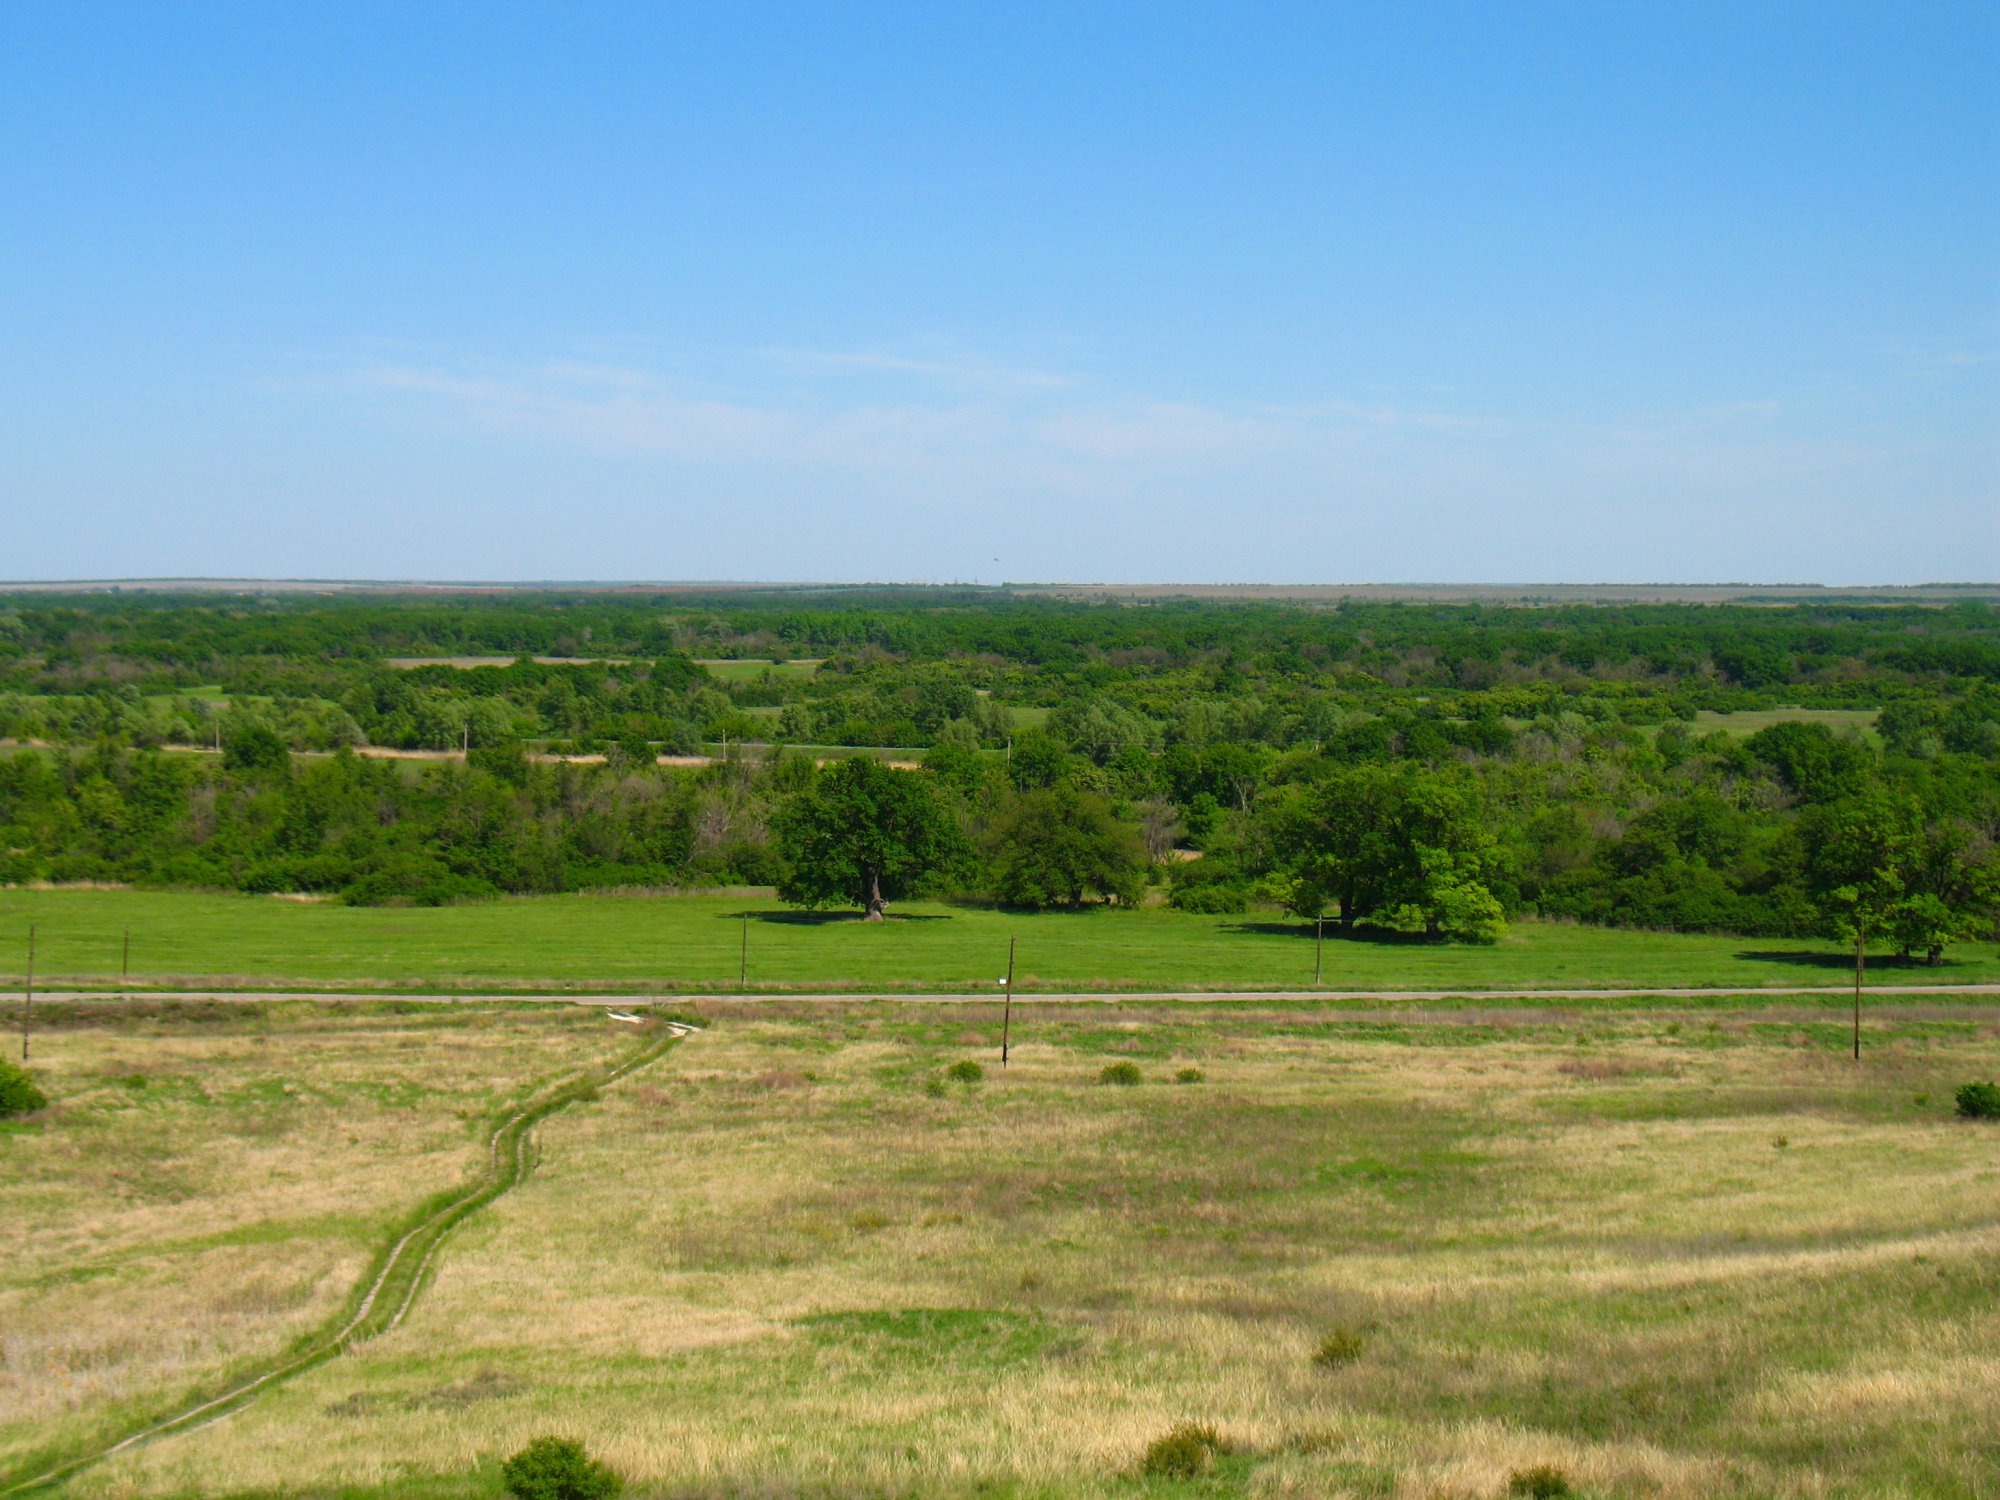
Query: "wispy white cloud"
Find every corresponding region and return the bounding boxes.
[351,354,1512,485]
[756,345,1075,390]
[362,363,795,462]
[345,346,1980,560]
[1892,335,2000,376]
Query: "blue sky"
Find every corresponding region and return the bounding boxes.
[2,2,1994,584]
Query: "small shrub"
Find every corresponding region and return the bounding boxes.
[1168,882,1250,914]
[1956,1080,2000,1120]
[501,1436,622,1500]
[1507,1464,1573,1498]
[1311,1327,1365,1367]
[922,1077,948,1098]
[944,1059,985,1084]
[0,1060,47,1118]
[1098,1061,1143,1087]
[1173,1067,1205,1084]
[1140,1421,1228,1478]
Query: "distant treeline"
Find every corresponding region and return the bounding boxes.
[2,591,1998,757]
[0,590,1995,950]
[5,589,1999,681]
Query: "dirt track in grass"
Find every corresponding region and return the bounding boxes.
[0,1022,696,1498]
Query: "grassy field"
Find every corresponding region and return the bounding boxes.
[0,1001,635,1485]
[3,889,1998,995]
[23,997,1999,1498]
[693,659,823,681]
[1688,708,1879,741]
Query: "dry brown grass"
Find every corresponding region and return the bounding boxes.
[24,1002,2000,1498]
[0,1003,627,1466]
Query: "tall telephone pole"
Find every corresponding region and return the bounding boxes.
[21,924,35,1063]
[1000,937,1016,1067]
[1852,924,1866,1062]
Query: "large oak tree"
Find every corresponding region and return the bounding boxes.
[775,757,968,920]
[983,785,1146,909]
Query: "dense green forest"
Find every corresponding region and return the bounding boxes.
[1,589,1995,956]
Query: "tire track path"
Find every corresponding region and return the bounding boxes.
[0,1021,699,1496]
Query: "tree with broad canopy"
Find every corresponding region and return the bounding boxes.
[775,756,968,920]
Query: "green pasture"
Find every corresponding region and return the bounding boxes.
[1005,704,1053,731]
[2,888,1994,993]
[1690,707,1879,740]
[695,658,823,681]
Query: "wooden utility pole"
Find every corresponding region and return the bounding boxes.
[1853,923,1865,1062]
[740,914,749,988]
[21,924,35,1063]
[1000,937,1016,1068]
[1314,913,1324,987]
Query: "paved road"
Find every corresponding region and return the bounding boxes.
[25,982,2000,1006]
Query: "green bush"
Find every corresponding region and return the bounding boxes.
[0,1060,47,1118]
[1098,1060,1143,1087]
[1140,1421,1228,1478]
[1507,1464,1573,1498]
[1173,1067,1205,1084]
[1311,1327,1365,1366]
[342,852,498,907]
[1168,881,1250,914]
[1956,1080,2000,1120]
[501,1436,622,1500]
[944,1059,984,1084]
[222,723,292,774]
